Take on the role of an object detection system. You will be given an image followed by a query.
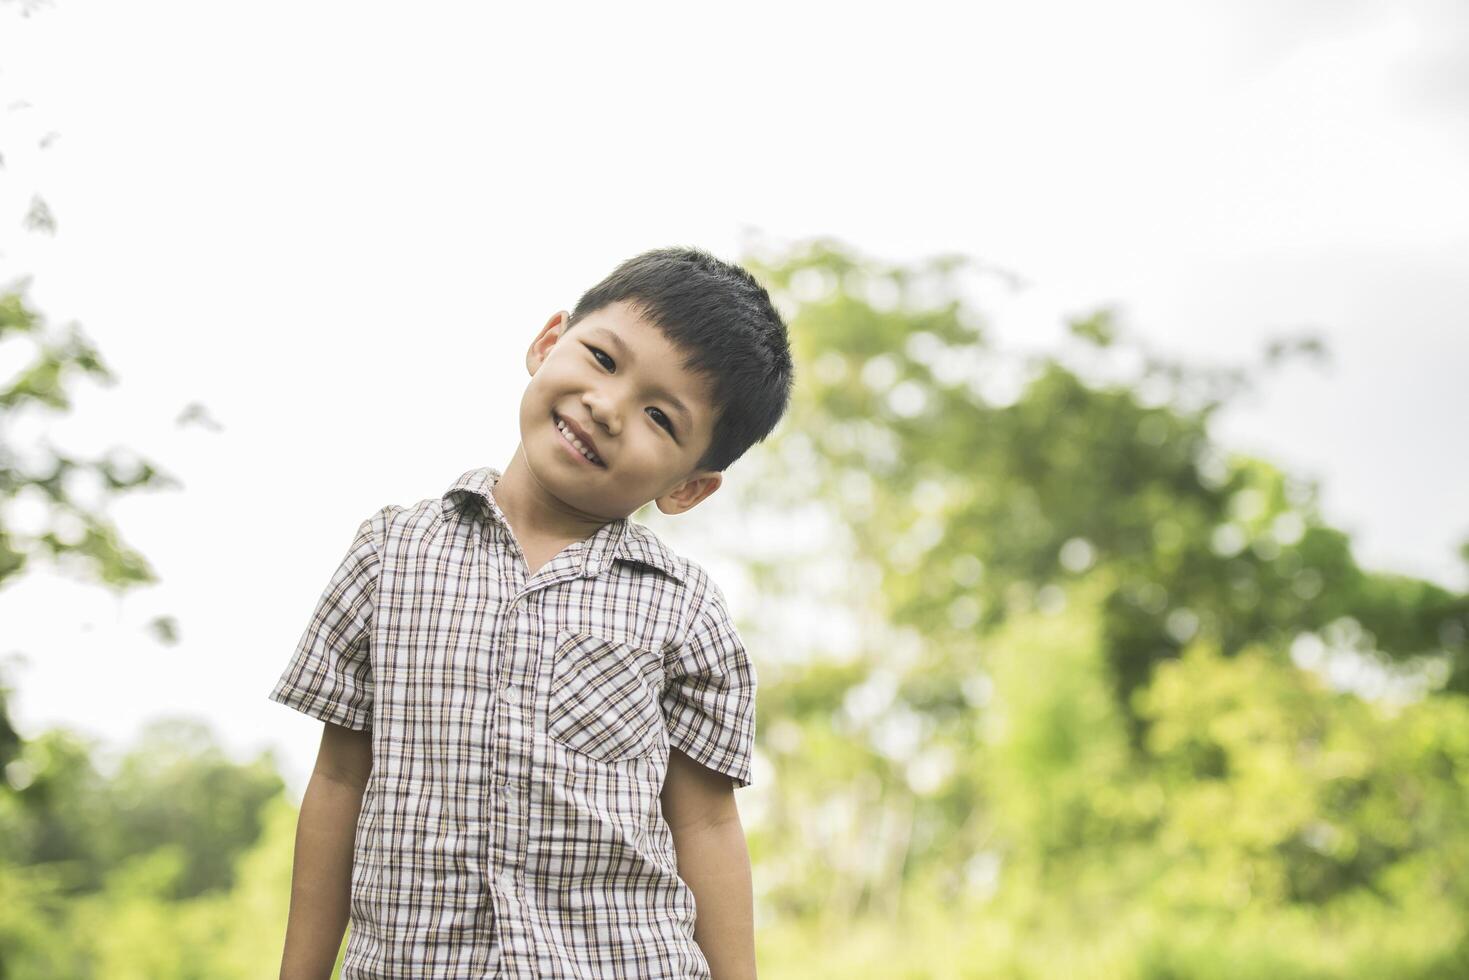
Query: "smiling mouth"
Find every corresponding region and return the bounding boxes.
[552,412,606,468]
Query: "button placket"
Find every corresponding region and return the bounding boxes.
[492,592,532,915]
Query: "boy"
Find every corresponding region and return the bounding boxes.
[268,246,794,979]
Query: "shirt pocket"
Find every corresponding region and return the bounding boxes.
[547,629,665,764]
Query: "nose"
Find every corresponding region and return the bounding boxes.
[583,391,621,437]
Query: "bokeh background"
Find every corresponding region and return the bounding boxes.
[2,1,1467,976]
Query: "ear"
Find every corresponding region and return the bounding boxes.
[526,310,571,374]
[654,471,722,516]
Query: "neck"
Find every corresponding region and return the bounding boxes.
[494,445,617,543]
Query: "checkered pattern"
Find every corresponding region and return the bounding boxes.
[268,465,757,979]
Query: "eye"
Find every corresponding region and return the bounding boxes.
[648,408,676,436]
[587,345,615,370]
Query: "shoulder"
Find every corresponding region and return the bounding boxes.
[620,522,747,645]
[615,519,723,603]
[615,521,747,650]
[323,496,442,572]
[357,499,428,549]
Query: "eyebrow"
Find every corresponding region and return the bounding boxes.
[589,327,695,430]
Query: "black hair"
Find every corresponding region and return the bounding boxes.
[565,246,794,475]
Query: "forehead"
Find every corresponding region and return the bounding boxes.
[577,302,719,422]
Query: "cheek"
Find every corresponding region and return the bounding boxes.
[624,433,668,467]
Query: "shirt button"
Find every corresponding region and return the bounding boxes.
[500,684,519,704]
[499,869,516,891]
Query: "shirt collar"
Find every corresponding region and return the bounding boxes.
[440,466,687,584]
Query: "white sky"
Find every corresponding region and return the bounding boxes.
[0,0,1465,796]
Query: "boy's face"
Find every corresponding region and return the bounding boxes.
[519,299,724,520]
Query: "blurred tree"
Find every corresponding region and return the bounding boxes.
[100,719,286,898]
[0,6,291,974]
[57,792,310,978]
[716,234,1469,976]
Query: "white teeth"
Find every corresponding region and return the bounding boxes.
[556,419,602,464]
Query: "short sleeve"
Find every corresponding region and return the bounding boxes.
[267,514,380,730]
[660,580,758,789]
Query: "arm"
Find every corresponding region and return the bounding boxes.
[280,721,373,980]
[662,746,757,980]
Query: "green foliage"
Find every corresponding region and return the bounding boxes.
[0,707,300,976]
[724,235,1469,976]
[100,719,287,899]
[0,50,304,972]
[59,794,307,980]
[0,281,181,593]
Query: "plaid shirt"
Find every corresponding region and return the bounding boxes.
[268,465,757,979]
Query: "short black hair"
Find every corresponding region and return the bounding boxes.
[565,246,794,475]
